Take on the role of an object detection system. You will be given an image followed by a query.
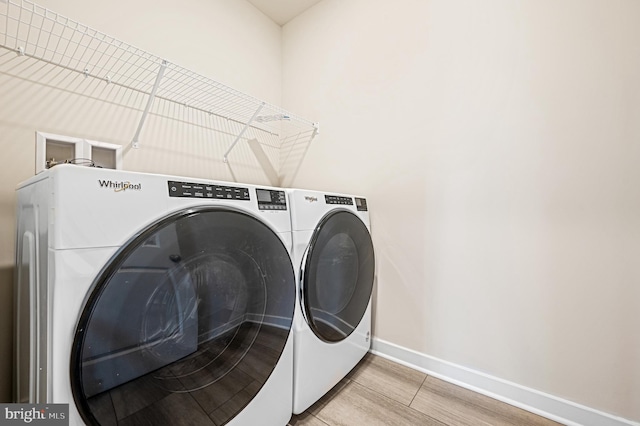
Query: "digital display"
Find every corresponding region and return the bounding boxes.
[256,189,272,203]
[256,189,287,210]
[355,197,368,211]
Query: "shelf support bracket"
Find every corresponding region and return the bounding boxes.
[247,138,279,186]
[280,122,320,187]
[223,102,265,163]
[131,60,167,149]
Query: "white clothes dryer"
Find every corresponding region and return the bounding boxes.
[14,165,296,426]
[287,189,375,414]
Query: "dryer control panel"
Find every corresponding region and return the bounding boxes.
[256,189,287,210]
[325,195,353,205]
[167,181,250,200]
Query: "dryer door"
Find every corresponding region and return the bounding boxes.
[71,207,295,426]
[301,210,375,343]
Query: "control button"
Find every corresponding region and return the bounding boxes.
[168,180,250,201]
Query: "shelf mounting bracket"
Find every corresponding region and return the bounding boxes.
[223,102,265,163]
[131,60,167,149]
[279,122,320,187]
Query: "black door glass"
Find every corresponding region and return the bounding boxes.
[71,208,295,425]
[302,211,375,343]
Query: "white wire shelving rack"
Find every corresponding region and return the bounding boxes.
[0,0,318,185]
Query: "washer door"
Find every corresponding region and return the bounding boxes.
[71,207,295,425]
[301,210,375,343]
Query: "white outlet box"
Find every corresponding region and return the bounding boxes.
[36,132,123,174]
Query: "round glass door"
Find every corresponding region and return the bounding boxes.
[71,207,295,425]
[302,210,375,343]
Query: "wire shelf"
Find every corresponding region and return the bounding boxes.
[0,0,318,183]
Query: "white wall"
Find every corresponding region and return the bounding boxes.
[33,0,282,104]
[283,0,640,422]
[0,0,282,402]
[2,0,639,421]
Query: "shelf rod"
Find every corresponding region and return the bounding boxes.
[131,59,167,149]
[223,102,265,163]
[0,44,304,138]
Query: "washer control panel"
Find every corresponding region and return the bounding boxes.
[256,189,287,210]
[325,195,353,205]
[168,181,250,200]
[355,197,368,211]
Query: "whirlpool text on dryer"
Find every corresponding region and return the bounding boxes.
[97,179,142,192]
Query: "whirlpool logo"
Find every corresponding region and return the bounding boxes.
[304,196,318,203]
[98,180,142,192]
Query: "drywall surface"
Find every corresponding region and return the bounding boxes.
[283,0,640,421]
[0,0,282,402]
[33,0,282,105]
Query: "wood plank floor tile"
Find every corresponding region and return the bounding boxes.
[426,377,562,425]
[288,411,330,426]
[313,380,445,426]
[117,392,214,426]
[347,353,427,405]
[294,353,564,425]
[410,376,562,426]
[86,391,117,426]
[307,379,351,417]
[108,372,175,420]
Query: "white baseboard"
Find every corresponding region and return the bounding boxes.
[370,338,639,426]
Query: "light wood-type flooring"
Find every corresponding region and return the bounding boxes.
[289,353,562,426]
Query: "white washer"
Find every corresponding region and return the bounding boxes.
[287,189,375,414]
[14,165,296,426]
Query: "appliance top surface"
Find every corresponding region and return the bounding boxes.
[287,187,365,200]
[286,187,370,231]
[24,164,284,191]
[18,165,293,250]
